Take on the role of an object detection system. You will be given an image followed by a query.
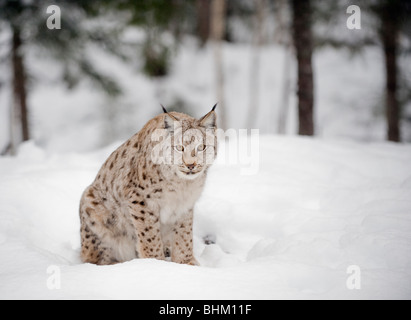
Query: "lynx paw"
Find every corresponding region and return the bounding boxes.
[186,257,199,266]
[174,257,199,266]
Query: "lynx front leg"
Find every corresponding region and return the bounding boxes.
[129,202,165,261]
[172,210,198,266]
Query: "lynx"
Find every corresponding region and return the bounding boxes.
[79,105,217,266]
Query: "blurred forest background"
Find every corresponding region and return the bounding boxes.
[0,0,411,155]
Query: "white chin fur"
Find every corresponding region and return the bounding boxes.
[176,170,202,180]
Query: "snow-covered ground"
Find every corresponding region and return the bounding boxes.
[0,135,410,299]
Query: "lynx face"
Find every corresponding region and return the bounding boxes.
[172,127,217,180]
[151,109,218,181]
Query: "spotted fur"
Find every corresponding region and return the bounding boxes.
[79,108,217,265]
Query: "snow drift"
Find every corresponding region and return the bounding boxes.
[0,135,411,299]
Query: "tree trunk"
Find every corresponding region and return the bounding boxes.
[247,0,267,130]
[381,2,400,142]
[291,0,314,136]
[11,26,30,145]
[276,0,292,134]
[210,0,227,129]
[277,43,293,135]
[197,0,211,47]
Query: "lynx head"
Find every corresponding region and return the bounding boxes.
[152,105,218,180]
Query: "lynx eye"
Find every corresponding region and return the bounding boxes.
[174,145,184,152]
[196,144,207,152]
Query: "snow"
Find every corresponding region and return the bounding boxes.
[1,136,411,299]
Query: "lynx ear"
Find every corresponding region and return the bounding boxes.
[161,104,179,132]
[199,104,217,129]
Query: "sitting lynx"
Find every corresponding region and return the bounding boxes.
[79,105,217,265]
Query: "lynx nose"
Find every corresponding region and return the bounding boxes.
[186,163,196,171]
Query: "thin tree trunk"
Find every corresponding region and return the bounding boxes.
[247,0,266,130]
[291,0,314,136]
[381,3,400,142]
[11,26,29,144]
[211,0,227,129]
[9,90,17,156]
[278,43,292,135]
[276,0,292,134]
[197,0,211,47]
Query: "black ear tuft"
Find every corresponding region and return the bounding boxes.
[161,104,168,114]
[212,103,218,112]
